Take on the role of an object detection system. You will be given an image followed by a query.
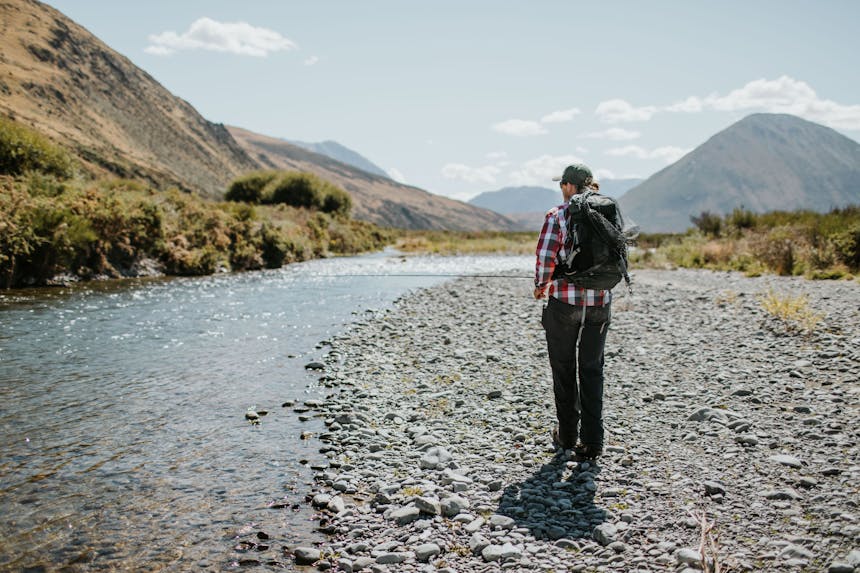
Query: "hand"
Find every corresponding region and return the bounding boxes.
[533,286,546,300]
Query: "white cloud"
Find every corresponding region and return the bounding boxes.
[441,163,501,185]
[595,99,657,123]
[485,151,507,160]
[386,167,406,183]
[492,119,547,136]
[594,168,616,180]
[665,76,860,130]
[582,128,641,141]
[605,145,689,164]
[507,154,585,186]
[304,56,320,66]
[146,17,296,57]
[540,108,581,124]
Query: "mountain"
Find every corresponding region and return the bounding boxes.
[468,178,643,230]
[0,0,514,231]
[620,113,860,232]
[288,140,389,179]
[228,126,515,230]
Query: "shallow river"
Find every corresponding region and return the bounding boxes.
[0,251,532,571]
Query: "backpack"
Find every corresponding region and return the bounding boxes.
[552,192,634,292]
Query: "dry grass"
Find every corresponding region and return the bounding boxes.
[758,289,823,334]
[393,231,536,255]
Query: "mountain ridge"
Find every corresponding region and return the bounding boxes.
[288,139,390,179]
[620,113,860,232]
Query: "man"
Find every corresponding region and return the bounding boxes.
[534,163,613,461]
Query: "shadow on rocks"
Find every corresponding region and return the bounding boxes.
[495,455,607,541]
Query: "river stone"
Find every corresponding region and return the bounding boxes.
[464,516,485,533]
[414,496,441,515]
[352,556,374,570]
[414,543,441,562]
[326,496,345,514]
[305,361,325,370]
[675,547,701,566]
[780,543,814,560]
[420,446,453,469]
[470,533,491,554]
[770,454,803,468]
[312,493,332,507]
[704,481,726,496]
[294,547,321,565]
[482,542,521,562]
[441,495,470,517]
[763,488,803,501]
[687,407,728,423]
[593,523,617,546]
[376,552,409,564]
[390,506,420,525]
[488,514,516,529]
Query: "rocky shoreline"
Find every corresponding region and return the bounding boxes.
[290,269,859,572]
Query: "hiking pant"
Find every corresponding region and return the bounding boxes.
[541,297,611,449]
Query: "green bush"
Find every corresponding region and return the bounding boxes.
[690,211,722,237]
[227,170,352,215]
[0,116,77,178]
[225,170,279,203]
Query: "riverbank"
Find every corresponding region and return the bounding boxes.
[290,269,859,572]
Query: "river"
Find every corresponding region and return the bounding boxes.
[0,251,532,571]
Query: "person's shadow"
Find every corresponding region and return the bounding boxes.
[495,455,607,541]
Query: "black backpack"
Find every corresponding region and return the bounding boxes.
[552,192,633,291]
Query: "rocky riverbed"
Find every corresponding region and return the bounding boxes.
[290,269,859,572]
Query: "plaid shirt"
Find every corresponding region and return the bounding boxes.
[535,203,611,306]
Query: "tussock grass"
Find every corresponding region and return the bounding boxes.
[759,289,823,334]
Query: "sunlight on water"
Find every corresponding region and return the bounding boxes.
[0,252,531,571]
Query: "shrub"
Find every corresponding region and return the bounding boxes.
[227,170,352,215]
[832,224,860,270]
[690,211,722,237]
[726,206,756,232]
[0,116,77,178]
[225,170,279,203]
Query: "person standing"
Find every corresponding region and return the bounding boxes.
[534,163,613,461]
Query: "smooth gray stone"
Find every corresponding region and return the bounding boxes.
[375,552,409,564]
[675,547,701,566]
[703,481,726,496]
[390,506,420,525]
[414,543,441,562]
[489,514,516,529]
[464,516,485,533]
[470,533,491,554]
[763,488,803,501]
[414,496,441,515]
[780,543,814,560]
[770,454,803,468]
[441,495,470,517]
[294,547,321,565]
[593,523,617,546]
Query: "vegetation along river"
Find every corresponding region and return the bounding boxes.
[0,250,532,571]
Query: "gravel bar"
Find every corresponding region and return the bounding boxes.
[293,269,859,572]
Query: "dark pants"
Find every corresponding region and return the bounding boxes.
[541,297,611,449]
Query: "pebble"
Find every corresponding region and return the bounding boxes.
[290,270,860,573]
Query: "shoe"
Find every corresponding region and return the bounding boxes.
[574,443,603,461]
[551,427,571,451]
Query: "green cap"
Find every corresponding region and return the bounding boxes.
[552,163,593,185]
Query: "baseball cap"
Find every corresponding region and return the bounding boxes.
[552,163,593,185]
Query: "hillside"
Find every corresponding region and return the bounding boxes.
[620,113,860,232]
[228,127,515,230]
[0,0,514,231]
[0,0,258,194]
[289,139,389,179]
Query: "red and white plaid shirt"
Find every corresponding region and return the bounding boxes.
[535,203,611,307]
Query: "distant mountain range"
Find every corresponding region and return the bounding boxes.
[620,113,860,232]
[0,0,514,231]
[288,140,390,179]
[469,178,643,230]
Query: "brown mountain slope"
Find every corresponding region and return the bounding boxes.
[228,126,516,230]
[0,0,258,194]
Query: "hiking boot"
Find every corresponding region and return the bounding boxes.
[551,427,573,451]
[574,443,603,461]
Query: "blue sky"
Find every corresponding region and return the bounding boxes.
[44,1,860,201]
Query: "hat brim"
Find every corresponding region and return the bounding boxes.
[551,176,562,181]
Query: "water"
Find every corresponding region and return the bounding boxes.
[0,251,532,571]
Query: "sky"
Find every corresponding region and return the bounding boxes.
[43,1,860,201]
